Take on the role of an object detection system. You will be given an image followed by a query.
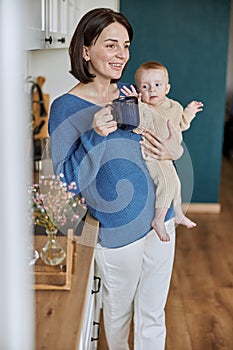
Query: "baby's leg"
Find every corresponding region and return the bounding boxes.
[174,204,196,228]
[151,208,170,242]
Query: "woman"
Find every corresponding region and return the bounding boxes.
[48,8,183,350]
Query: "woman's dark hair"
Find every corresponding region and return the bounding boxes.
[69,8,133,83]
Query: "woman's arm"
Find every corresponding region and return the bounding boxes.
[49,100,117,195]
[140,120,183,160]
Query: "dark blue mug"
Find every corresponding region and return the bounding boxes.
[110,96,140,131]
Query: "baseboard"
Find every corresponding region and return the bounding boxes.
[182,203,221,214]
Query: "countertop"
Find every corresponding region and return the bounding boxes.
[35,213,99,350]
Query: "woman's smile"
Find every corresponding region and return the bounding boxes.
[109,62,124,71]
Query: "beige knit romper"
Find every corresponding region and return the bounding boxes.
[134,98,195,209]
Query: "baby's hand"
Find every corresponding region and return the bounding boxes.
[120,84,139,98]
[186,101,204,114]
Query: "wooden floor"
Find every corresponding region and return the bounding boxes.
[97,157,233,350]
[166,157,233,350]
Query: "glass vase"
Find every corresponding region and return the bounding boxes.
[40,229,66,266]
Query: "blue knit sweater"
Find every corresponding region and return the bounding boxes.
[48,83,174,248]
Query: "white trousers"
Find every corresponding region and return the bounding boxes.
[94,219,176,350]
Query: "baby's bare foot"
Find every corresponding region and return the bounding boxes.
[175,215,197,229]
[151,219,170,242]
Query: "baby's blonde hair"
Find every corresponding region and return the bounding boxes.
[134,61,169,86]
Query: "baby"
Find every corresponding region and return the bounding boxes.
[121,61,203,242]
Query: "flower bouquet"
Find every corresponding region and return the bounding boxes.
[29,174,87,265]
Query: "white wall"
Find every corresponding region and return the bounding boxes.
[77,0,119,21]
[28,49,76,103]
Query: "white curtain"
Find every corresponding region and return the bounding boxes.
[0,0,34,349]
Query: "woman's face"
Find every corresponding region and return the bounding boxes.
[83,22,130,81]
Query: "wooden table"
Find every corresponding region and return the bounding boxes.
[35,214,99,350]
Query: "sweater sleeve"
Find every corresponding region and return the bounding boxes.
[48,96,107,195]
[180,106,196,131]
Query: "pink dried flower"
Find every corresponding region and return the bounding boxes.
[28,174,87,232]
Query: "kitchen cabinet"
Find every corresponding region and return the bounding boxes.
[25,0,119,50]
[35,213,102,350]
[78,259,101,350]
[25,0,79,50]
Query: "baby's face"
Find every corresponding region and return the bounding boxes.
[137,69,170,106]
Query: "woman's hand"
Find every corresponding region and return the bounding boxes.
[140,120,183,160]
[93,105,117,136]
